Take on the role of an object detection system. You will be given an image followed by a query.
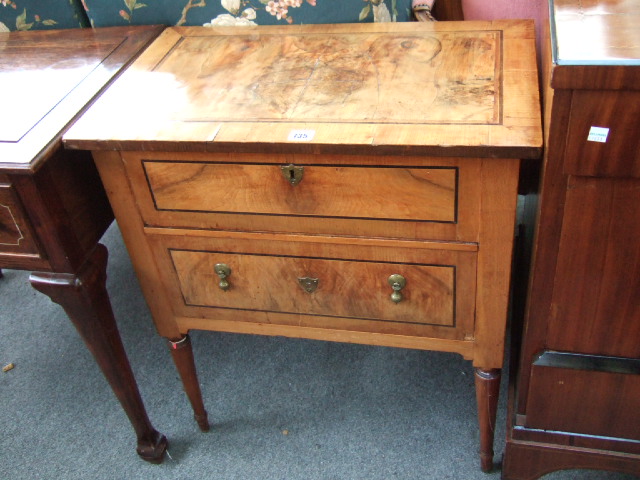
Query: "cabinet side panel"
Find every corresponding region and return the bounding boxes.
[473,158,520,368]
[92,150,181,339]
[546,176,640,358]
[514,89,573,413]
[564,90,640,178]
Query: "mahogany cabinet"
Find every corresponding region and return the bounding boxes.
[0,26,167,462]
[64,22,541,471]
[503,1,640,478]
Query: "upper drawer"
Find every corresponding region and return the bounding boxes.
[564,90,640,178]
[124,152,482,242]
[144,161,456,222]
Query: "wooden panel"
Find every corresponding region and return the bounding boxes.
[552,0,640,66]
[0,181,42,259]
[64,22,542,159]
[514,76,574,412]
[125,151,483,242]
[505,2,640,478]
[159,31,499,125]
[504,436,640,480]
[36,149,113,267]
[550,0,640,90]
[525,353,640,441]
[92,150,182,339]
[564,90,640,177]
[143,160,457,222]
[4,148,114,273]
[172,251,455,326]
[147,231,477,341]
[0,41,112,144]
[510,424,640,456]
[547,176,640,358]
[0,26,163,173]
[472,158,520,369]
[178,314,476,359]
[432,0,464,21]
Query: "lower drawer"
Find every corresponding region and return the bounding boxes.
[148,232,477,341]
[524,352,640,441]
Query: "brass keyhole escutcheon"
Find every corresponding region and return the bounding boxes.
[388,274,406,303]
[280,164,304,186]
[214,263,231,291]
[298,277,319,293]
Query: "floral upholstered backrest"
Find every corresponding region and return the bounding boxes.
[0,0,89,32]
[82,0,412,28]
[1,0,415,33]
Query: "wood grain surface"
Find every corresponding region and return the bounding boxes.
[504,2,640,478]
[143,160,457,222]
[0,26,163,172]
[64,22,541,159]
[80,22,541,471]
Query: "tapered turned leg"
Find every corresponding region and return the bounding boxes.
[29,244,167,463]
[167,334,210,431]
[475,368,501,473]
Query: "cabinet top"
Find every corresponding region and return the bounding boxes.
[552,0,640,66]
[0,26,163,174]
[64,22,542,159]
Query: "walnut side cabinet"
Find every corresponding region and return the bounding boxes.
[64,22,542,472]
[503,1,640,478]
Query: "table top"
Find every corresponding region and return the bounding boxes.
[552,0,640,66]
[64,22,542,159]
[0,25,163,174]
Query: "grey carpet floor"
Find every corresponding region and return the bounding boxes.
[1,223,637,480]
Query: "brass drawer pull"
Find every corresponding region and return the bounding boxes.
[281,164,304,186]
[388,274,406,303]
[214,263,231,291]
[298,277,319,293]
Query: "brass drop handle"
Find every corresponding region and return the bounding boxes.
[388,274,406,303]
[214,263,231,291]
[281,164,304,186]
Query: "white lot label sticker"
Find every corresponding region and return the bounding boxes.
[288,129,315,142]
[587,126,609,143]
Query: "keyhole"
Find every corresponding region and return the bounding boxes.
[281,164,303,186]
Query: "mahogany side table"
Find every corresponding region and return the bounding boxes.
[0,25,167,462]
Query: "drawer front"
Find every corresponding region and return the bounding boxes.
[149,233,477,340]
[126,152,482,242]
[525,352,640,441]
[144,161,456,222]
[0,181,42,261]
[173,251,454,325]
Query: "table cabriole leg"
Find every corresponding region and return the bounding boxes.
[167,334,210,432]
[29,243,167,463]
[475,367,501,473]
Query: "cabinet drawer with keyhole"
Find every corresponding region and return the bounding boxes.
[124,151,482,242]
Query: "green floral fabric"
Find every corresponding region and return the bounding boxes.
[82,0,412,28]
[0,0,89,32]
